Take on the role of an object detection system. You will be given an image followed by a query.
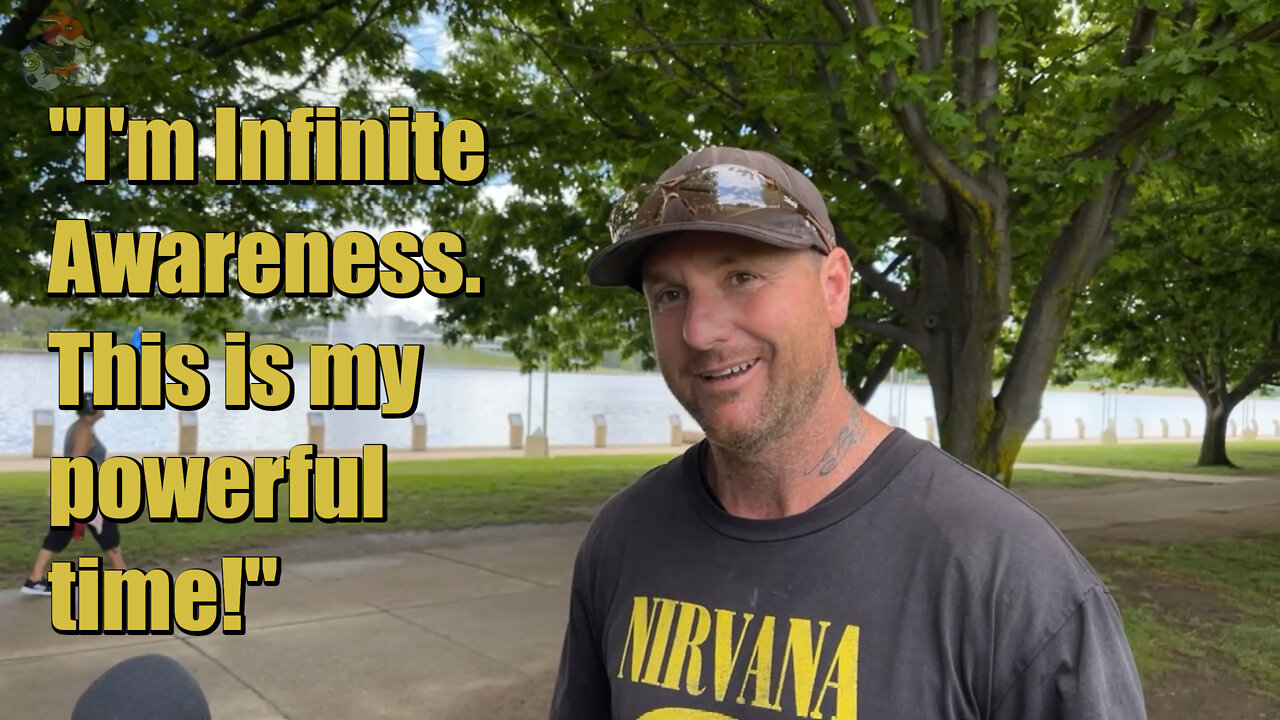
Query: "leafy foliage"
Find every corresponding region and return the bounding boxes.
[1077,130,1280,398]
[413,0,1279,476]
[1,0,448,336]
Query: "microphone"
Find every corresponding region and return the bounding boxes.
[71,653,212,719]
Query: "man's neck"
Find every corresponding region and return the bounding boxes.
[703,391,895,520]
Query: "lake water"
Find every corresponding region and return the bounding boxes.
[1,350,1278,455]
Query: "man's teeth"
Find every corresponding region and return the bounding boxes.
[705,360,756,378]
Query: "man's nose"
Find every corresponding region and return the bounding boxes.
[682,291,733,350]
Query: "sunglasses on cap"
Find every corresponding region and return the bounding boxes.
[606,163,836,253]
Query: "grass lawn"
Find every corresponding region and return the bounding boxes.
[1017,439,1280,476]
[0,455,1142,577]
[1088,534,1280,697]
[0,454,677,576]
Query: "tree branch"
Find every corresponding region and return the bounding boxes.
[264,0,389,107]
[951,11,976,112]
[974,6,1002,178]
[191,0,271,55]
[477,30,842,56]
[1068,102,1176,163]
[825,0,1000,223]
[1229,360,1280,406]
[546,4,658,134]
[911,0,942,73]
[630,13,743,111]
[499,13,640,141]
[845,316,923,349]
[1068,12,1278,163]
[811,43,946,246]
[851,259,909,312]
[0,0,51,51]
[1182,358,1207,397]
[1119,5,1159,70]
[850,339,904,405]
[721,57,778,140]
[197,0,350,59]
[997,155,1144,430]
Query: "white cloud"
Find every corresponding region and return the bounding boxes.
[407,11,458,71]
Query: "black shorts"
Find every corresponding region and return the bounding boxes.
[42,520,121,553]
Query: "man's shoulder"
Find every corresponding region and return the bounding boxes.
[890,438,1101,589]
[598,447,690,514]
[578,446,692,540]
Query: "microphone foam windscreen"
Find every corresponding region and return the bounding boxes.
[71,653,212,720]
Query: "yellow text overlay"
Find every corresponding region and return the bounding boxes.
[45,220,485,299]
[48,555,282,635]
[50,444,387,527]
[49,331,426,417]
[49,105,487,186]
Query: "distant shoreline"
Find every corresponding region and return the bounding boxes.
[3,346,1274,399]
[0,345,655,378]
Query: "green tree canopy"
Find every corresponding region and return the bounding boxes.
[419,0,1279,481]
[1,0,449,339]
[1072,126,1280,467]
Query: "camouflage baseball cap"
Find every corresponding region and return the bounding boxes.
[586,146,836,290]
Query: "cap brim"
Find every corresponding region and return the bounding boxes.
[586,220,817,290]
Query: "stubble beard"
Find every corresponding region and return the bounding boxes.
[674,355,830,457]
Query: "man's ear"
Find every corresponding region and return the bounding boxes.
[822,249,853,328]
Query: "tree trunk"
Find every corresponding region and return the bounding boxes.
[1197,399,1237,468]
[917,217,1017,484]
[845,339,902,405]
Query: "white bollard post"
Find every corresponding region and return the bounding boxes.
[508,413,524,449]
[669,415,683,446]
[524,428,549,458]
[1101,419,1118,445]
[179,412,200,455]
[411,413,427,451]
[593,414,607,448]
[1042,418,1052,440]
[924,416,937,444]
[1135,419,1144,440]
[1159,418,1169,438]
[306,411,324,453]
[1183,418,1192,438]
[1075,418,1086,440]
[32,409,54,458]
[1244,420,1258,441]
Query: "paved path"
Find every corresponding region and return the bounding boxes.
[1016,463,1276,485]
[3,470,1278,718]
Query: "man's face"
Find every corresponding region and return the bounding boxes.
[640,231,850,453]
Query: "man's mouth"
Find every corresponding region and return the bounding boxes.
[699,359,759,381]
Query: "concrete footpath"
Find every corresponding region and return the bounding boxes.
[1,448,1278,718]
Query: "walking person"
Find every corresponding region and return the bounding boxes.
[21,391,127,596]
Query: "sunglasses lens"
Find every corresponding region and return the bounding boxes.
[608,164,827,248]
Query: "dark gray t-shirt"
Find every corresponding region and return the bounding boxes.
[549,429,1147,720]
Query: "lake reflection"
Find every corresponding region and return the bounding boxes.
[1,351,1277,455]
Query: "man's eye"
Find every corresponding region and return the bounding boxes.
[649,289,681,307]
[732,272,756,284]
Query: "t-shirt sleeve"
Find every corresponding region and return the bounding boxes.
[989,583,1148,720]
[547,527,612,719]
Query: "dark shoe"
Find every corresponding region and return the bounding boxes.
[20,578,52,596]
